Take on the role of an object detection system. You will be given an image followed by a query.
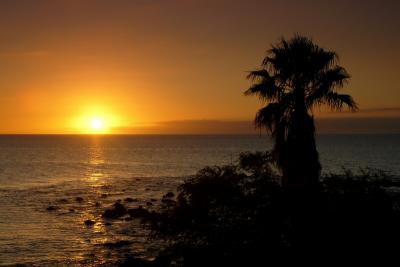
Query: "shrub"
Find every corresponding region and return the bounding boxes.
[143,153,400,266]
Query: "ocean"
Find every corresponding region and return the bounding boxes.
[0,134,399,266]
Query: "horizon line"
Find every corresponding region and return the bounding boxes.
[1,116,400,135]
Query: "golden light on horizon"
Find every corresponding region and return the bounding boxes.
[70,105,125,134]
[85,116,108,134]
[90,118,105,130]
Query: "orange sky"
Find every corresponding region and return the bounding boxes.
[0,0,399,134]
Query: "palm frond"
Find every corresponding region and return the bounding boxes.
[323,92,358,111]
[254,102,285,133]
[306,66,350,107]
[245,72,282,101]
[246,69,271,81]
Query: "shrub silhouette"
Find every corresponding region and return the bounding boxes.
[140,153,400,266]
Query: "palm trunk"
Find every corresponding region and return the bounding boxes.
[281,87,321,191]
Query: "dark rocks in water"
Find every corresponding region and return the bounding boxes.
[124,197,138,202]
[105,222,112,226]
[75,197,84,202]
[114,201,126,209]
[84,219,95,226]
[164,192,174,198]
[127,206,150,218]
[102,240,132,248]
[102,202,128,219]
[58,198,69,203]
[116,199,122,203]
[161,198,175,205]
[146,201,153,206]
[119,258,152,267]
[150,198,157,202]
[101,193,108,198]
[120,255,171,267]
[69,208,75,212]
[95,202,101,207]
[46,205,59,211]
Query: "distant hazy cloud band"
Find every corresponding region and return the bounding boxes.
[115,117,400,134]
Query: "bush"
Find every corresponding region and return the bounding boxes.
[143,152,400,266]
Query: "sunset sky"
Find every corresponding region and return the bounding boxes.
[0,0,399,134]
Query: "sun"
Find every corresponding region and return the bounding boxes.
[87,117,109,133]
[72,106,124,134]
[90,118,104,130]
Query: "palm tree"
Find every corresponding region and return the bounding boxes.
[245,35,357,190]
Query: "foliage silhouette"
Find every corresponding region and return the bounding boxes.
[132,152,400,266]
[245,35,358,190]
[120,36,395,267]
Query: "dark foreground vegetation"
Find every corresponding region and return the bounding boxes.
[120,36,398,266]
[119,152,400,266]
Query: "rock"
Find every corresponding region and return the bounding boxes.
[105,222,112,226]
[102,210,116,219]
[46,205,59,211]
[124,197,138,202]
[101,193,108,198]
[58,198,68,203]
[75,197,84,202]
[127,206,150,218]
[102,240,132,248]
[84,219,95,226]
[120,256,157,267]
[95,202,101,207]
[150,198,157,202]
[124,217,133,221]
[146,201,153,206]
[69,208,75,212]
[102,202,128,219]
[115,201,126,208]
[164,192,174,198]
[161,198,175,204]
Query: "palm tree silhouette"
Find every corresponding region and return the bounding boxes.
[245,35,357,190]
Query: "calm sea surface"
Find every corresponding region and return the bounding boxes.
[0,134,399,266]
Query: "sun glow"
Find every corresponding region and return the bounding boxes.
[70,105,125,134]
[85,116,108,134]
[90,118,104,130]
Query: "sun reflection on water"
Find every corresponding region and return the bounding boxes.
[87,139,105,183]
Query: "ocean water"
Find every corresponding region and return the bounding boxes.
[0,134,399,266]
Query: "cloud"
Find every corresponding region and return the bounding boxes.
[316,117,400,134]
[358,107,400,113]
[320,107,400,117]
[113,117,400,134]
